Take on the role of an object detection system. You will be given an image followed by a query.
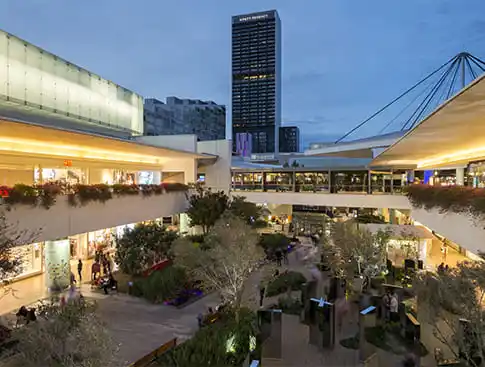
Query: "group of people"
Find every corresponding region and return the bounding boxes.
[382,289,400,322]
[89,252,118,295]
[437,262,450,274]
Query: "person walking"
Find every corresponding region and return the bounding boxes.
[282,246,289,265]
[259,283,266,307]
[77,259,83,283]
[275,249,282,267]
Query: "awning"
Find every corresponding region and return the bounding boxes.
[0,118,212,170]
[371,74,485,169]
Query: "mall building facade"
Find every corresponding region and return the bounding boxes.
[2,26,485,297]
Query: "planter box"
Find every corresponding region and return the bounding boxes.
[5,192,188,242]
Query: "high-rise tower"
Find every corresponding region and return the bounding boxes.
[231,10,281,156]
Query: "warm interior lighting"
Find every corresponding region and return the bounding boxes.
[0,137,167,165]
[417,146,485,168]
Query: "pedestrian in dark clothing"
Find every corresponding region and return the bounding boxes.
[259,285,265,307]
[282,247,289,265]
[275,250,282,266]
[77,259,83,282]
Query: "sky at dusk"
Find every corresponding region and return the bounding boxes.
[1,0,484,147]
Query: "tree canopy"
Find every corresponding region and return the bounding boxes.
[323,221,391,281]
[186,185,229,234]
[415,260,485,367]
[115,222,178,275]
[172,213,264,321]
[186,185,261,233]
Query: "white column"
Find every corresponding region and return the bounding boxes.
[406,170,415,184]
[456,167,465,186]
[152,171,161,185]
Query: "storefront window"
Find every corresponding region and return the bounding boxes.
[295,172,329,192]
[468,161,485,188]
[331,171,368,193]
[370,171,392,193]
[34,168,86,185]
[10,243,43,278]
[113,170,136,185]
[88,229,114,257]
[232,172,263,191]
[264,172,293,192]
[138,172,154,184]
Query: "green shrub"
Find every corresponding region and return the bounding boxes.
[157,309,258,367]
[259,233,290,254]
[277,296,303,315]
[266,271,306,297]
[133,266,187,303]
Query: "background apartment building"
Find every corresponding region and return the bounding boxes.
[144,97,226,141]
[279,126,300,153]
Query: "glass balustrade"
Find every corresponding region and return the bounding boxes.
[231,170,409,194]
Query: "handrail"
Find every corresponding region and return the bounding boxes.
[127,337,177,367]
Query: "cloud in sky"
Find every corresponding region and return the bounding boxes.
[0,0,484,148]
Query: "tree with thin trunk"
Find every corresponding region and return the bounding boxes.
[323,221,391,290]
[172,212,264,322]
[0,211,38,299]
[415,260,485,367]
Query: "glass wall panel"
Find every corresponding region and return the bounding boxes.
[232,172,263,191]
[106,82,116,124]
[331,171,368,193]
[78,71,91,120]
[40,51,56,110]
[295,172,329,192]
[370,171,392,193]
[7,37,26,101]
[264,172,293,192]
[66,63,81,116]
[90,76,102,122]
[55,61,69,112]
[0,32,8,96]
[25,45,42,106]
[0,29,144,134]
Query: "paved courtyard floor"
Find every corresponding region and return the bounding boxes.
[0,235,462,366]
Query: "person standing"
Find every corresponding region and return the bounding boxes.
[275,249,282,267]
[259,283,266,307]
[77,259,83,283]
[390,292,399,322]
[92,261,100,281]
[382,290,391,322]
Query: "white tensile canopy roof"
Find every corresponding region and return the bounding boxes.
[371,73,485,169]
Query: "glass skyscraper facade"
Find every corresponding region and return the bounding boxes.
[231,10,281,155]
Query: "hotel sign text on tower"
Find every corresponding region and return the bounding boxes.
[238,14,269,22]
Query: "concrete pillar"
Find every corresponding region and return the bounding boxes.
[456,167,465,186]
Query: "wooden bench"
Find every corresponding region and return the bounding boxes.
[128,338,177,367]
[405,312,420,343]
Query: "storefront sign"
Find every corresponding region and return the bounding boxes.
[63,159,73,167]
